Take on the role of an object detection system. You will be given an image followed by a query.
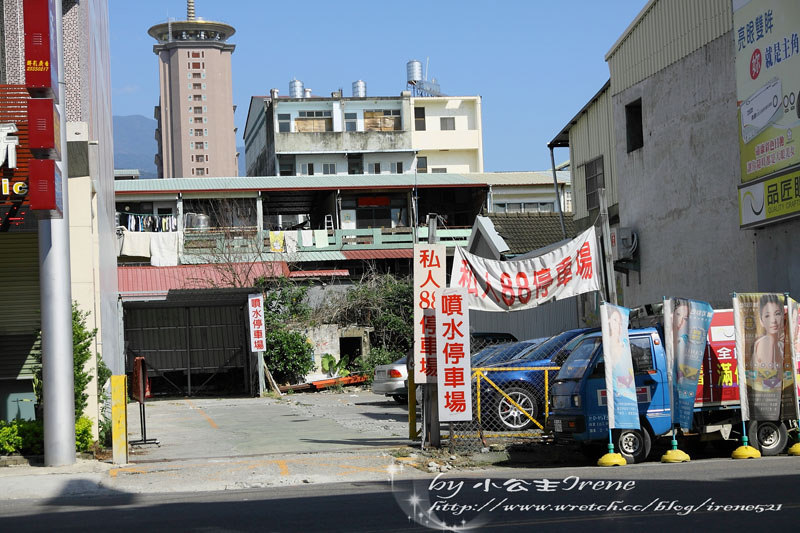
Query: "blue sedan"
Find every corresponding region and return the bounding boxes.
[477,328,593,431]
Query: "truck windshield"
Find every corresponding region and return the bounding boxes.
[555,337,602,380]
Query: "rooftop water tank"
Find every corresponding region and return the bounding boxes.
[352,80,366,97]
[407,60,423,84]
[289,79,304,98]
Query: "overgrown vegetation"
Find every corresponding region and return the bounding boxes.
[351,347,401,385]
[254,276,315,384]
[322,270,413,362]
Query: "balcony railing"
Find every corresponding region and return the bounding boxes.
[180,226,470,258]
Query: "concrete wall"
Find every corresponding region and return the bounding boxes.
[754,217,800,296]
[612,34,757,309]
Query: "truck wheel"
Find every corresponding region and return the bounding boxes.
[613,428,652,464]
[748,421,787,456]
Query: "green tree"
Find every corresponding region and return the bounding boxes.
[34,302,98,421]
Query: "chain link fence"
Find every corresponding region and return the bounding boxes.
[441,334,574,453]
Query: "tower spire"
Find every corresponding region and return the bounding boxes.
[187,0,195,21]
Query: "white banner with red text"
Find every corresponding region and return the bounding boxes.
[450,226,601,312]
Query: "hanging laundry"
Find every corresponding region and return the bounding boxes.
[284,231,298,254]
[314,229,329,249]
[300,230,313,248]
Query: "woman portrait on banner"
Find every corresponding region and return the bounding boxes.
[670,298,691,377]
[752,294,784,390]
[606,306,637,403]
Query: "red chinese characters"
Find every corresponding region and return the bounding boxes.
[414,245,447,383]
[248,294,267,352]
[436,287,472,421]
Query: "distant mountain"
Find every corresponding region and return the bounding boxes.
[113,115,158,178]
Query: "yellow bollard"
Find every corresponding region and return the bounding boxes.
[111,375,128,465]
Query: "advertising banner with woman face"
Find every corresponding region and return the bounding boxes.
[786,298,800,420]
[600,303,639,430]
[663,297,714,430]
[733,293,790,421]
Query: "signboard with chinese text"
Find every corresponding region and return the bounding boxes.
[413,244,446,384]
[435,287,472,422]
[248,293,266,352]
[451,227,600,312]
[734,0,800,186]
[23,0,59,102]
[733,293,792,420]
[695,310,740,406]
[738,167,800,228]
[663,297,714,430]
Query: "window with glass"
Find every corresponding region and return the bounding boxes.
[278,113,291,132]
[585,156,604,211]
[301,163,315,176]
[393,162,403,174]
[417,156,427,173]
[323,163,336,175]
[344,112,357,132]
[440,117,455,130]
[414,107,426,131]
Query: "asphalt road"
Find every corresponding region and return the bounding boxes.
[1,456,798,531]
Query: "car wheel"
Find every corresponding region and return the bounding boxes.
[392,395,408,405]
[496,386,538,431]
[613,428,652,464]
[748,420,787,456]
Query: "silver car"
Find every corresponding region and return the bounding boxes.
[372,356,408,404]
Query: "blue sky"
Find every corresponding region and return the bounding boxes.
[109,0,648,172]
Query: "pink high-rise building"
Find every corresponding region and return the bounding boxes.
[148,1,238,178]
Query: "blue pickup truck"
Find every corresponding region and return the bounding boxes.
[550,323,795,463]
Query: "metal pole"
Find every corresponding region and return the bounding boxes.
[40,0,75,466]
[597,188,617,305]
[549,146,567,239]
[185,307,192,396]
[426,213,440,448]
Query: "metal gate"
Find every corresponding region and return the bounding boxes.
[124,304,250,396]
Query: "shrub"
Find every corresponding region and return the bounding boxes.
[33,302,98,421]
[0,421,22,454]
[353,347,403,385]
[0,418,94,456]
[262,328,315,384]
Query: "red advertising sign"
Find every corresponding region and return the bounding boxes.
[23,0,59,102]
[695,309,739,406]
[29,158,61,214]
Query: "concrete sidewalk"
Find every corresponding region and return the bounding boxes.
[0,392,425,501]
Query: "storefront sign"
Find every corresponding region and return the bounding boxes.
[435,287,472,422]
[451,227,600,312]
[413,244,446,384]
[739,167,800,227]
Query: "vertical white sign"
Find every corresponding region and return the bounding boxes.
[436,287,472,422]
[413,244,446,384]
[248,293,266,352]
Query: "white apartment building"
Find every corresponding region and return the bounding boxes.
[244,85,483,178]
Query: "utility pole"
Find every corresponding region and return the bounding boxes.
[39,0,75,466]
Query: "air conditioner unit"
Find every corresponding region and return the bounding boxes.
[610,226,638,261]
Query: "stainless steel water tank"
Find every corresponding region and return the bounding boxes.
[407,60,423,84]
[352,80,366,97]
[289,79,304,98]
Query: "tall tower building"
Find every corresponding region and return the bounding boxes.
[148,0,238,178]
